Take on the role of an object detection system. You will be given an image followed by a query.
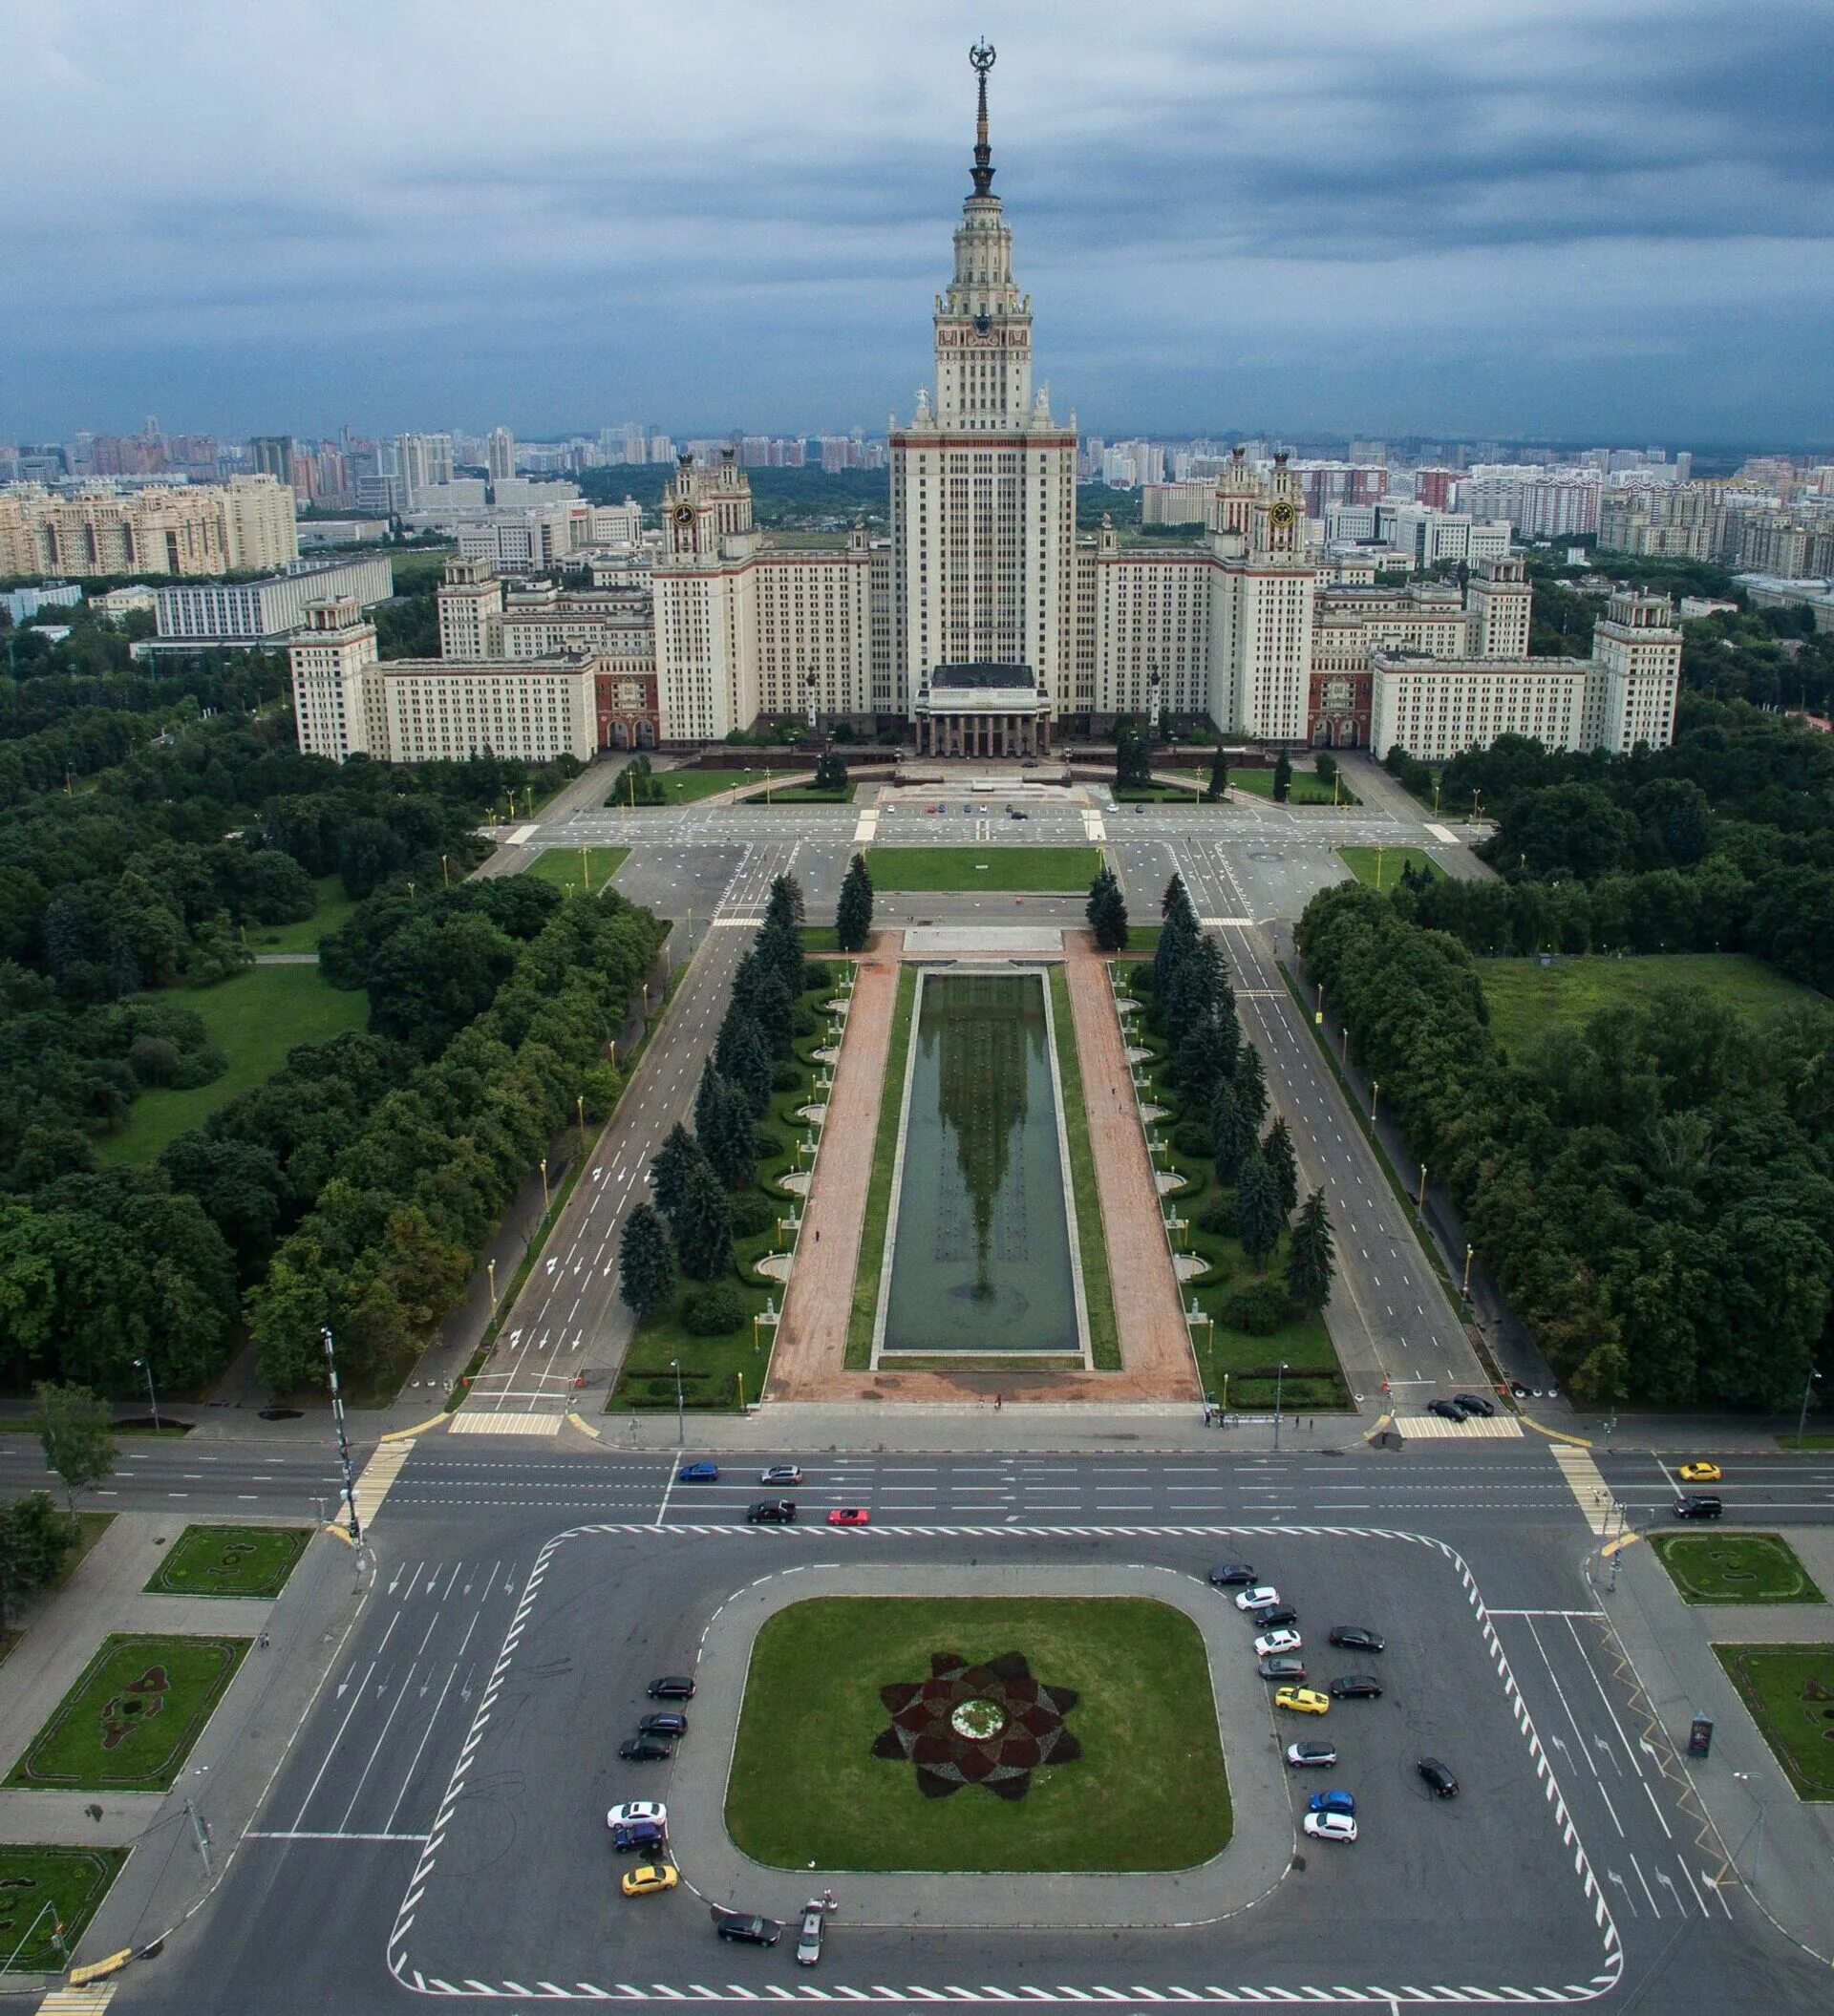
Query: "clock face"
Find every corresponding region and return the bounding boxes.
[1269,499,1297,529]
[672,504,694,528]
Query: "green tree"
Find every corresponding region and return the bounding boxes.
[1233,1043,1269,1130]
[695,1063,756,1192]
[751,968,796,1059]
[1272,753,1292,803]
[1085,865,1129,951]
[649,1123,702,1222]
[1205,745,1229,802]
[34,1381,115,1513]
[835,852,874,953]
[618,1202,676,1320]
[0,1492,79,1624]
[1209,1079,1257,1185]
[672,1158,734,1281]
[1114,717,1153,794]
[764,872,805,931]
[1313,752,1338,792]
[813,748,848,795]
[1286,1187,1335,1309]
[1236,1149,1284,1269]
[714,1008,774,1116]
[1263,1114,1298,1217]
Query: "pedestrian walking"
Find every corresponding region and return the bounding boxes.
[994,1392,1002,1411]
[258,1630,270,1650]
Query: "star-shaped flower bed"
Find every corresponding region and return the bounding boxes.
[871,1649,1080,1800]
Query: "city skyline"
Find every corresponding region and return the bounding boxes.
[5,0,1832,446]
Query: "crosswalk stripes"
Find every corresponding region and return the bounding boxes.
[447,1411,564,1437]
[36,1985,118,2012]
[1550,1442,1616,1535]
[1399,1412,1525,1440]
[351,1435,418,1521]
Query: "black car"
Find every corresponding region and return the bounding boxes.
[648,1675,695,1699]
[1452,1392,1496,1417]
[639,1712,688,1737]
[1426,1396,1466,1421]
[1208,1563,1257,1587]
[1328,1625,1385,1653]
[1329,1673,1383,1700]
[715,1914,782,1946]
[619,1735,673,1762]
[1249,1603,1297,1630]
[1259,1655,1307,1682]
[1418,1757,1460,1798]
[1674,1494,1723,1520]
[747,1500,797,1523]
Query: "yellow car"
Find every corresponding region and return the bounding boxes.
[620,1861,678,1898]
[1678,1462,1721,1484]
[1274,1687,1330,1716]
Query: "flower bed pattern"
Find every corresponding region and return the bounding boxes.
[872,1649,1080,1800]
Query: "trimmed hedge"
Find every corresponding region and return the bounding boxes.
[684,1283,748,1336]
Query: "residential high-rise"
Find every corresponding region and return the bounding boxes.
[485,427,516,482]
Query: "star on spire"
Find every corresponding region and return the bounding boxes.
[969,41,996,197]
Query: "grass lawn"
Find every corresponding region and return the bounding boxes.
[1714,1643,1834,1799]
[1480,954,1833,1056]
[1047,966,1120,1370]
[242,873,358,955]
[610,768,774,808]
[1651,1532,1824,1605]
[864,845,1103,893]
[725,1596,1230,1871]
[524,845,629,898]
[1232,767,1357,805]
[845,966,919,1368]
[8,1633,249,1792]
[741,782,856,805]
[1338,844,1433,891]
[0,1846,127,1972]
[1780,1433,1834,1450]
[145,1524,312,1600]
[97,965,369,1164]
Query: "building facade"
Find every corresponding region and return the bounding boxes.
[152,552,393,646]
[0,475,298,579]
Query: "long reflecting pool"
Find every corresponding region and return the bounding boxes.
[876,969,1084,1357]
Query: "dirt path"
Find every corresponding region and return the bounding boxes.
[763,940,902,1400]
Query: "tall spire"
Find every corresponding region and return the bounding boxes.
[969,40,996,197]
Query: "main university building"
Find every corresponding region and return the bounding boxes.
[291,53,1681,768]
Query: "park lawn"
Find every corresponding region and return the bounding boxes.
[0,1846,127,1973]
[611,767,774,808]
[145,1524,312,1600]
[8,1633,249,1792]
[242,873,358,954]
[1650,1532,1824,1605]
[1047,966,1120,1370]
[845,965,920,1368]
[1780,1434,1834,1450]
[1714,1644,1834,1799]
[1338,844,1432,891]
[1480,954,1833,1057]
[97,965,368,1165]
[525,845,629,898]
[725,1596,1230,1871]
[864,845,1103,892]
[1232,767,1357,805]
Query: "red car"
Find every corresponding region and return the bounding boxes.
[827,1507,870,1527]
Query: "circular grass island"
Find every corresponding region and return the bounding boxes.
[724,1595,1231,1872]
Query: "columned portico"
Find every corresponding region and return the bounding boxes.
[913,663,1052,757]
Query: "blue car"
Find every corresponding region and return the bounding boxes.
[677,1462,719,1483]
[1308,1789,1356,1817]
[610,1819,667,1855]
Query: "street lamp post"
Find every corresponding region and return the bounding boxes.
[1369,1081,1380,1126]
[1273,1360,1290,1450]
[1796,1368,1823,1450]
[540,1157,550,1216]
[486,1257,498,1315]
[671,1357,685,1447]
[320,1326,362,1543]
[132,1355,160,1432]
[1461,1243,1475,1302]
[1416,1162,1428,1212]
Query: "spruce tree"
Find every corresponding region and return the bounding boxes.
[1287,1187,1335,1309]
[1236,1148,1284,1269]
[764,872,805,930]
[693,1057,726,1142]
[1233,1042,1269,1130]
[1272,752,1292,803]
[1085,865,1129,952]
[715,1008,774,1116]
[813,749,848,795]
[649,1123,702,1223]
[1263,1114,1298,1217]
[751,968,796,1059]
[835,852,874,953]
[1205,744,1229,802]
[1209,1078,1256,1185]
[1177,1006,1240,1111]
[618,1202,676,1320]
[755,916,803,998]
[672,1158,735,1281]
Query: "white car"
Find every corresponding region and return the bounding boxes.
[607,1800,668,1830]
[1303,1810,1357,1844]
[1234,1585,1280,1612]
[1254,1628,1302,1658]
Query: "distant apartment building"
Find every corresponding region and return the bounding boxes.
[148,553,394,647]
[485,428,516,482]
[1598,482,1733,562]
[1463,467,1603,539]
[0,476,297,579]
[1140,481,1212,524]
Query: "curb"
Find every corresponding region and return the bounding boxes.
[1517,1411,1593,1449]
[566,1411,604,1442]
[379,1412,451,1443]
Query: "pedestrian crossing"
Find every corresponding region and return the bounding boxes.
[1550,1441,1615,1533]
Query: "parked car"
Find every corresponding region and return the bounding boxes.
[1452,1392,1495,1417]
[1285,1740,1337,1768]
[610,1819,668,1855]
[1426,1397,1466,1422]
[715,1914,782,1946]
[1254,1628,1302,1658]
[648,1676,695,1700]
[1328,1626,1385,1653]
[1678,1461,1722,1484]
[1249,1604,1298,1630]
[621,1861,678,1898]
[677,1462,720,1483]
[1208,1563,1257,1587]
[1418,1758,1460,1798]
[607,1800,667,1831]
[1308,1789,1356,1817]
[619,1735,673,1762]
[639,1712,689,1738]
[1259,1655,1307,1682]
[827,1507,871,1526]
[796,1902,827,1966]
[1234,1585,1279,1612]
[1275,1687,1330,1716]
[1674,1494,1723,1520]
[761,1465,804,1485]
[1329,1673,1383,1700]
[1302,1810,1357,1844]
[747,1500,797,1523]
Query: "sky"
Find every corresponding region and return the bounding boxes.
[4,0,1831,449]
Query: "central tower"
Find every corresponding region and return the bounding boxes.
[892,43,1077,753]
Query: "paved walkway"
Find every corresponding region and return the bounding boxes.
[765,944,902,1400]
[1062,932,1202,1401]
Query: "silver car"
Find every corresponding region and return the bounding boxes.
[795,1903,826,1966]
